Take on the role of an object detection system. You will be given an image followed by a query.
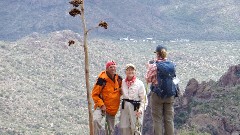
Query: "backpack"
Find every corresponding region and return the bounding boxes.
[153,61,179,98]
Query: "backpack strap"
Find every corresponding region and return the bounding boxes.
[97,75,122,100]
[96,77,107,100]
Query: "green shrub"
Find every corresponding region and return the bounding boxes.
[179,129,210,135]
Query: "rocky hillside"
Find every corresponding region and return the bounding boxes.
[173,64,240,135]
[1,0,240,41]
[0,31,240,134]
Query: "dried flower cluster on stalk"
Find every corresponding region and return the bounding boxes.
[69,0,82,7]
[99,21,108,29]
[68,40,75,46]
[69,8,81,17]
[69,0,83,17]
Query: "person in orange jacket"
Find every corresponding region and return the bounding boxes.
[92,60,122,135]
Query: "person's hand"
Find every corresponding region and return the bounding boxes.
[146,60,154,68]
[149,60,154,64]
[100,105,106,111]
[100,105,106,116]
[119,88,123,95]
[136,111,142,117]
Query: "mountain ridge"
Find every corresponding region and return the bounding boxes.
[1,0,240,41]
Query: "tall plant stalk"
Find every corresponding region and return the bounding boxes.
[80,1,94,134]
[68,0,108,134]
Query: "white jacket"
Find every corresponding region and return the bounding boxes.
[121,78,148,113]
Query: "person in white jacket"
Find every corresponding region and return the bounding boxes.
[120,63,148,135]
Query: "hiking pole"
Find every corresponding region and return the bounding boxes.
[105,119,110,135]
[101,110,111,135]
[135,83,149,135]
[141,82,149,134]
[134,108,142,135]
[104,112,111,135]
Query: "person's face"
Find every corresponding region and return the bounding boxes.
[106,65,116,76]
[156,51,161,58]
[125,67,136,78]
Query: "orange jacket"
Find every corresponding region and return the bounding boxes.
[91,71,122,116]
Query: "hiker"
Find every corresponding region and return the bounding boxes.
[91,61,122,135]
[145,45,178,135]
[120,63,148,135]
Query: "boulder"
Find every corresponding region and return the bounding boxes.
[219,64,240,87]
[185,78,199,97]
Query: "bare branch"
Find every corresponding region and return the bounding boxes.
[86,26,99,34]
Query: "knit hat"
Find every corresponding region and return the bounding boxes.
[154,45,167,53]
[125,63,136,70]
[106,61,116,69]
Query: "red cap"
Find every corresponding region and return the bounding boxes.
[106,61,116,69]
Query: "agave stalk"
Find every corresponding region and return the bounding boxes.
[69,0,93,134]
[75,1,95,134]
[79,1,94,135]
[68,0,108,134]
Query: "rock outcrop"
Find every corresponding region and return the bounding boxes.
[177,64,240,135]
[219,64,240,87]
